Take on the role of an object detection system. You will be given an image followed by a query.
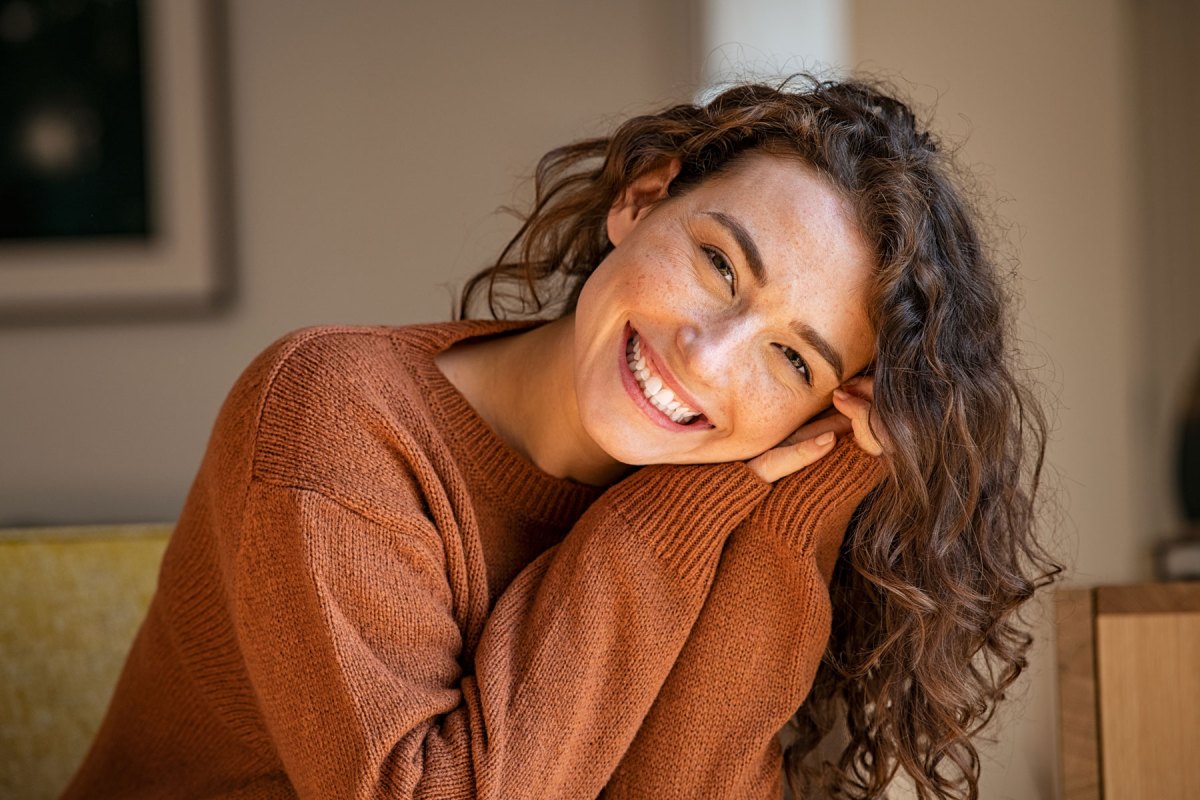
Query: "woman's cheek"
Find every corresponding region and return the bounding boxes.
[760,389,812,446]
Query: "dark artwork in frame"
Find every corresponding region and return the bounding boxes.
[0,0,231,323]
[0,0,153,241]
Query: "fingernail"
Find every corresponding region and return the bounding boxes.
[832,389,849,400]
[815,431,835,445]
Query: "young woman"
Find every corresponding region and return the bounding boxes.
[64,78,1057,799]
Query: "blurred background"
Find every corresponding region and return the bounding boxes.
[2,0,1198,797]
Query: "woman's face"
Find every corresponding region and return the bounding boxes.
[572,151,876,467]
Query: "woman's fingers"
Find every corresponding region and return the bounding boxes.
[777,409,852,448]
[831,387,886,456]
[748,373,887,482]
[747,430,838,483]
[843,373,874,398]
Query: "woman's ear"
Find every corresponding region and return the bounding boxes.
[606,158,682,246]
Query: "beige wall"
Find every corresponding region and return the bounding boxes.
[1129,1,1200,543]
[0,0,695,525]
[851,0,1143,797]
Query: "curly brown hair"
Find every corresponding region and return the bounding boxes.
[459,76,1061,799]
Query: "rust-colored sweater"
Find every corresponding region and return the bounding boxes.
[63,321,881,799]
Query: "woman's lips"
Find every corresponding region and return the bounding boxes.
[619,322,712,431]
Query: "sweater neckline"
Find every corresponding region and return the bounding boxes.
[400,319,607,526]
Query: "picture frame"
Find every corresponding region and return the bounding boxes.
[0,0,233,323]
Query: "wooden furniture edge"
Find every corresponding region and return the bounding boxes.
[1056,587,1101,800]
[1094,580,1200,614]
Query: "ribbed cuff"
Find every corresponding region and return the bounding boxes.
[602,461,771,586]
[757,438,885,555]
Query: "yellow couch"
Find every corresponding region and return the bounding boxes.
[0,524,171,800]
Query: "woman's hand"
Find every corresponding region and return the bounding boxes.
[832,375,886,456]
[747,375,886,483]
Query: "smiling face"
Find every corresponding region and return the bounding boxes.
[572,151,877,466]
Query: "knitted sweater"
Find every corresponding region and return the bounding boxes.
[62,321,882,800]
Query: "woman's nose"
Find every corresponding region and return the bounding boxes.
[675,317,756,391]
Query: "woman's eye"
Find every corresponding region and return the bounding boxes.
[703,246,735,292]
[779,345,812,385]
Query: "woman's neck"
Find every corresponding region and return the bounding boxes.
[435,315,632,486]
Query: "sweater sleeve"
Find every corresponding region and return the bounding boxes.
[600,437,885,799]
[232,458,770,800]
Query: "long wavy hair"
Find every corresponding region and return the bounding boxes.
[459,76,1061,799]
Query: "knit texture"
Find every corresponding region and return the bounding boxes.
[61,321,882,800]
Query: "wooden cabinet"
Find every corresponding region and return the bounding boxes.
[1057,582,1200,799]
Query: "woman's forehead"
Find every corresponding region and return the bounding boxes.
[684,154,868,270]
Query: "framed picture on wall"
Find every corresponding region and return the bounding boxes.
[0,0,232,322]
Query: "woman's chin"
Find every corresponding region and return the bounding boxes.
[591,435,711,469]
[585,427,670,468]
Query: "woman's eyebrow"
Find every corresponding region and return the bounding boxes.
[703,211,767,286]
[792,321,845,383]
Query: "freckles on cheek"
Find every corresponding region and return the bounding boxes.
[727,399,780,448]
[644,239,693,281]
[757,394,816,445]
[628,274,653,297]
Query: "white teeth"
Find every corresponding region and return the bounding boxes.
[626,331,701,424]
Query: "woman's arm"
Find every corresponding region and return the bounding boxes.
[233,460,770,800]
[601,438,884,799]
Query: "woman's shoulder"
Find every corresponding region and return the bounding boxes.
[211,320,537,503]
[224,324,420,424]
[240,320,527,397]
[250,320,537,377]
[228,323,455,456]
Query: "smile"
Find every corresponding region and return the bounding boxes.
[627,334,701,422]
[619,323,711,430]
